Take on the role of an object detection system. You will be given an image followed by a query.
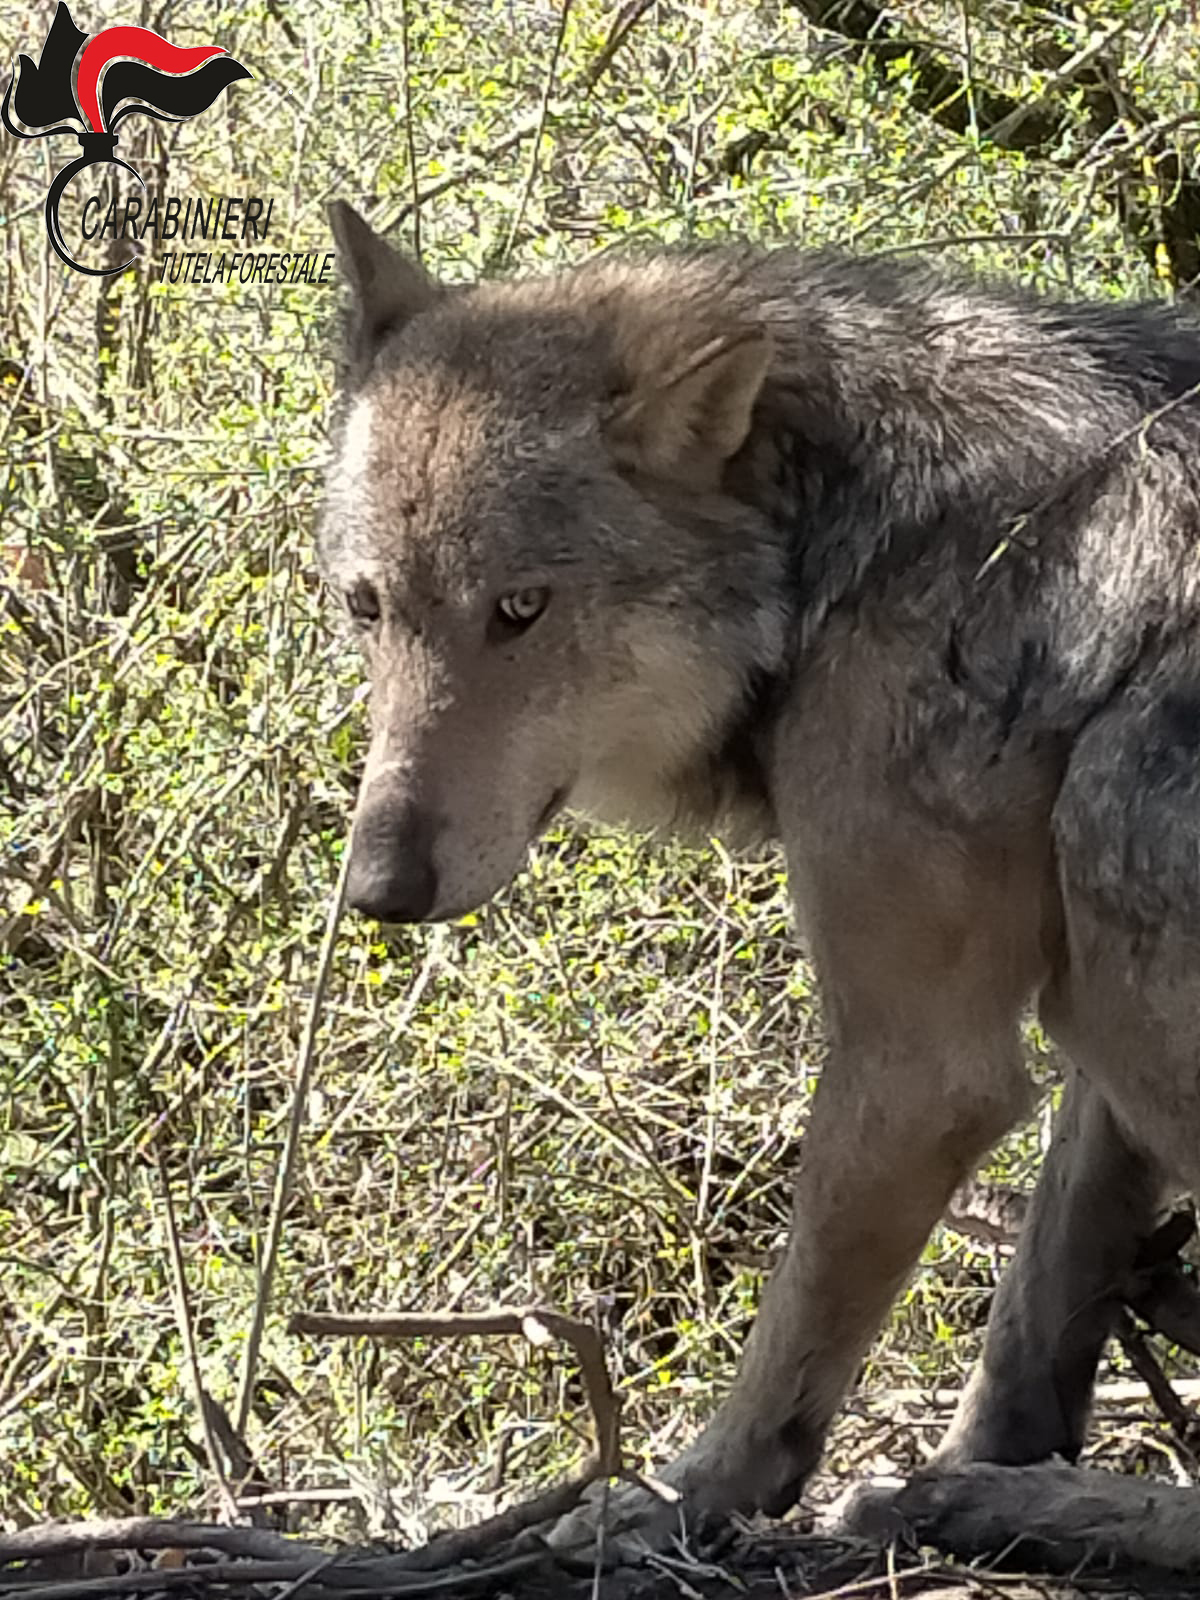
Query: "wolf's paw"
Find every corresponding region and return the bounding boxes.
[819,1474,911,1543]
[540,1467,703,1564]
[538,1431,805,1565]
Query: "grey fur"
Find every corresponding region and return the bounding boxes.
[318,201,1200,1534]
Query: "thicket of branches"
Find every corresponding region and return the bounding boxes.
[1,0,1197,1543]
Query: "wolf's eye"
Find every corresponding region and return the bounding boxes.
[496,587,549,630]
[345,579,381,627]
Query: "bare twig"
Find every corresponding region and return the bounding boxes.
[874,231,1073,259]
[0,1518,324,1566]
[265,0,301,50]
[289,1304,620,1476]
[502,0,573,261]
[579,0,656,93]
[233,846,351,1437]
[155,1153,240,1524]
[201,1391,273,1510]
[377,0,654,237]
[979,16,1135,149]
[0,1356,60,1424]
[391,1476,593,1573]
[1114,1310,1197,1446]
[399,0,422,262]
[0,1552,547,1600]
[234,1487,363,1511]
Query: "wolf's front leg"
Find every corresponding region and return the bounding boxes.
[663,1022,1032,1518]
[674,805,1048,1519]
[547,1023,1031,1552]
[551,822,1044,1547]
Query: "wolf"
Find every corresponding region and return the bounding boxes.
[318,200,1200,1535]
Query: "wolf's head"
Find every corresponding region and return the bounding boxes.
[320,204,787,923]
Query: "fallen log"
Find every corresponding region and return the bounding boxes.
[834,1459,1200,1575]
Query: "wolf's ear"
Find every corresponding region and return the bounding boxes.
[329,201,438,374]
[605,327,771,487]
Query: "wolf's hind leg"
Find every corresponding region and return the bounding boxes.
[943,673,1200,1474]
[838,684,1198,1555]
[1040,672,1200,1195]
[959,673,1200,1462]
[937,1066,1163,1469]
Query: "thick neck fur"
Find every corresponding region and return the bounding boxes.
[628,248,1200,840]
[715,250,1200,637]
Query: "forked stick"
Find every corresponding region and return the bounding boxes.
[288,1305,621,1477]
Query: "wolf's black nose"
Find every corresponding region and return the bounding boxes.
[346,805,438,923]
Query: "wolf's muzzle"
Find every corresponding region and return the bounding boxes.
[346,801,439,923]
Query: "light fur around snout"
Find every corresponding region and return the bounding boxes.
[318,199,1200,1537]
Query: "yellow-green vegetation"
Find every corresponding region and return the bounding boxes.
[0,0,1194,1538]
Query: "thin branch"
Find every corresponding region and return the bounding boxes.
[579,0,656,92]
[980,16,1136,150]
[0,1518,325,1565]
[232,846,351,1437]
[265,0,301,50]
[289,1303,620,1476]
[399,0,422,262]
[976,378,1200,583]
[501,0,573,261]
[387,1476,592,1574]
[376,0,653,237]
[788,0,1064,151]
[155,1153,240,1524]
[1114,1310,1198,1447]
[791,0,1199,289]
[0,1552,548,1600]
[234,1487,363,1511]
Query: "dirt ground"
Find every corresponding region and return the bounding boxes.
[438,1530,1195,1600]
[1,1518,1194,1600]
[5,1461,1199,1600]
